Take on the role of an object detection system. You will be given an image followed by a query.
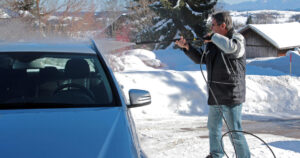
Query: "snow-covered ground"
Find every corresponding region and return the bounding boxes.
[230,10,300,25]
[107,46,300,158]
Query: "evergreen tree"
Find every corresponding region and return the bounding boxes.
[10,0,35,13]
[135,0,217,49]
[246,15,253,24]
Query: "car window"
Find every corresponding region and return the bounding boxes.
[0,52,117,109]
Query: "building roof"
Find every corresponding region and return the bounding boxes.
[239,22,300,50]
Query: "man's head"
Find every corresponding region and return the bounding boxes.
[211,12,233,36]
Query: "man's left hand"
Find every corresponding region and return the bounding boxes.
[203,33,214,43]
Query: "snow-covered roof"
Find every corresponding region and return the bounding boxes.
[239,22,300,50]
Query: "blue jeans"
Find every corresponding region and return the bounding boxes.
[207,104,250,158]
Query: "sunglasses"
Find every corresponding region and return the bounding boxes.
[211,23,220,27]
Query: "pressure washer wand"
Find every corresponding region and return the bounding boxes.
[135,37,204,45]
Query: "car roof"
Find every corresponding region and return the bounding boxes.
[0,41,97,54]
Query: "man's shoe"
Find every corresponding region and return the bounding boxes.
[205,154,213,158]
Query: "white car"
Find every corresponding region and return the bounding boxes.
[0,40,150,158]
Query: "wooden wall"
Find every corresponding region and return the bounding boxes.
[278,48,294,56]
[241,29,278,58]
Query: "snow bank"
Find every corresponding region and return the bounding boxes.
[245,75,300,116]
[248,51,300,76]
[111,48,300,118]
[116,70,209,116]
[116,70,300,117]
[106,49,163,72]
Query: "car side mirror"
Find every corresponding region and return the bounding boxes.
[128,89,151,108]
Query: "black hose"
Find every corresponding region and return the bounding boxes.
[221,130,277,158]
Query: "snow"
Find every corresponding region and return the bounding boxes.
[18,10,34,18]
[154,19,173,32]
[248,51,300,76]
[185,3,202,16]
[0,8,19,19]
[107,46,300,157]
[173,0,182,8]
[0,10,10,18]
[106,49,163,72]
[183,25,197,37]
[48,16,59,21]
[230,10,300,24]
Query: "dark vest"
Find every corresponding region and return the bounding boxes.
[184,31,246,106]
[205,43,246,105]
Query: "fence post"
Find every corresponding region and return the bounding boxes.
[290,53,292,76]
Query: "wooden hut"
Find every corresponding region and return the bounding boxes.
[238,22,300,58]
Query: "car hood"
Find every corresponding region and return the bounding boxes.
[0,107,138,158]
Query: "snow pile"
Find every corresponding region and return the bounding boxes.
[116,70,209,116]
[123,49,163,68]
[244,75,300,116]
[18,10,34,18]
[0,8,19,19]
[248,50,300,76]
[112,48,300,118]
[106,49,163,72]
[117,70,300,117]
[0,8,10,18]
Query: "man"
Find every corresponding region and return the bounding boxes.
[175,12,250,158]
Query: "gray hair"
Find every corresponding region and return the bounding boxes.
[212,12,233,31]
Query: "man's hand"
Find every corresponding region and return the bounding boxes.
[203,33,214,43]
[175,36,189,51]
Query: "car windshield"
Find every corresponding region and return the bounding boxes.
[0,52,116,109]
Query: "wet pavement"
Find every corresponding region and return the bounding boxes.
[242,118,300,139]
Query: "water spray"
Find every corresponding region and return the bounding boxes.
[135,37,204,45]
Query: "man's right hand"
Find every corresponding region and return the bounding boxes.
[175,36,189,51]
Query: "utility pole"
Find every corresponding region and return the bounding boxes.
[35,0,42,33]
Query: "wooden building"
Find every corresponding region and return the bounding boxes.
[238,23,300,58]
